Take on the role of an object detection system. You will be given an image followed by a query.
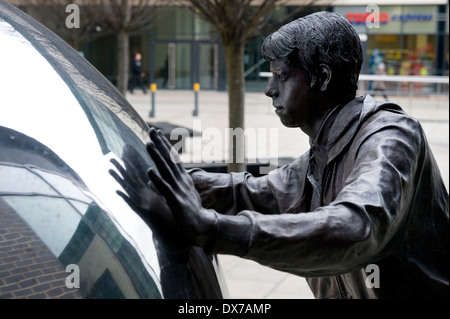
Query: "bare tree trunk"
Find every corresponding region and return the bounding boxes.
[117,30,129,95]
[69,32,79,51]
[224,42,246,173]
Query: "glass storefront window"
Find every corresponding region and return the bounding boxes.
[153,7,217,42]
[154,43,169,89]
[199,43,219,90]
[336,5,438,35]
[194,15,217,41]
[153,7,194,40]
[336,5,443,78]
[367,34,436,76]
[175,43,192,88]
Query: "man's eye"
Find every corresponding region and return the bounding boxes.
[276,74,288,81]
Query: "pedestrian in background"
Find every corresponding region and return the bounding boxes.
[373,62,388,101]
[130,52,147,94]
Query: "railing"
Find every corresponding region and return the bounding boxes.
[259,72,449,111]
[258,72,449,96]
[357,74,449,97]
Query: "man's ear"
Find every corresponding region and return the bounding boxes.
[310,64,332,92]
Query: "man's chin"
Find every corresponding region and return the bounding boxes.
[278,117,297,128]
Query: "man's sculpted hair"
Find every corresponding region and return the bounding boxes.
[262,11,363,100]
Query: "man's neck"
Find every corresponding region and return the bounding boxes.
[308,94,353,141]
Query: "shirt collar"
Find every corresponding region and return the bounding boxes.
[309,96,367,166]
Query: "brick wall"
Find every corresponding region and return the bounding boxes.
[0,198,82,299]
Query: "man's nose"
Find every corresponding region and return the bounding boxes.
[264,78,278,98]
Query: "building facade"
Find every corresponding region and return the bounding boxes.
[336,3,449,77]
[13,0,449,92]
[136,1,448,92]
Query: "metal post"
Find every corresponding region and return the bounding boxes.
[149,83,157,118]
[193,82,200,116]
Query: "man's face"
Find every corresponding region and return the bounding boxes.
[265,59,315,130]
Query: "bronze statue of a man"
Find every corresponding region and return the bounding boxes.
[112,11,448,298]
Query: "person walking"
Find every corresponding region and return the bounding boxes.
[373,62,388,101]
[130,52,147,94]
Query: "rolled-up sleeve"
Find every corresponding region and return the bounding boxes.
[188,169,279,215]
[188,154,311,216]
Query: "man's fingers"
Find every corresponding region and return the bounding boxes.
[116,190,140,213]
[122,144,151,183]
[146,140,179,186]
[110,158,127,179]
[149,128,182,172]
[116,190,158,231]
[122,156,149,186]
[109,168,141,200]
[147,168,172,196]
[110,158,142,189]
[108,168,122,184]
[109,168,127,189]
[156,129,183,168]
[148,128,173,161]
[147,177,163,197]
[148,168,179,211]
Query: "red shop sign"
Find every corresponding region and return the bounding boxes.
[346,12,390,24]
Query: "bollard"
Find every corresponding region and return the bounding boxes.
[149,83,157,117]
[192,82,200,117]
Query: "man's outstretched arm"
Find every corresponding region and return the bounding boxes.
[145,120,426,277]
